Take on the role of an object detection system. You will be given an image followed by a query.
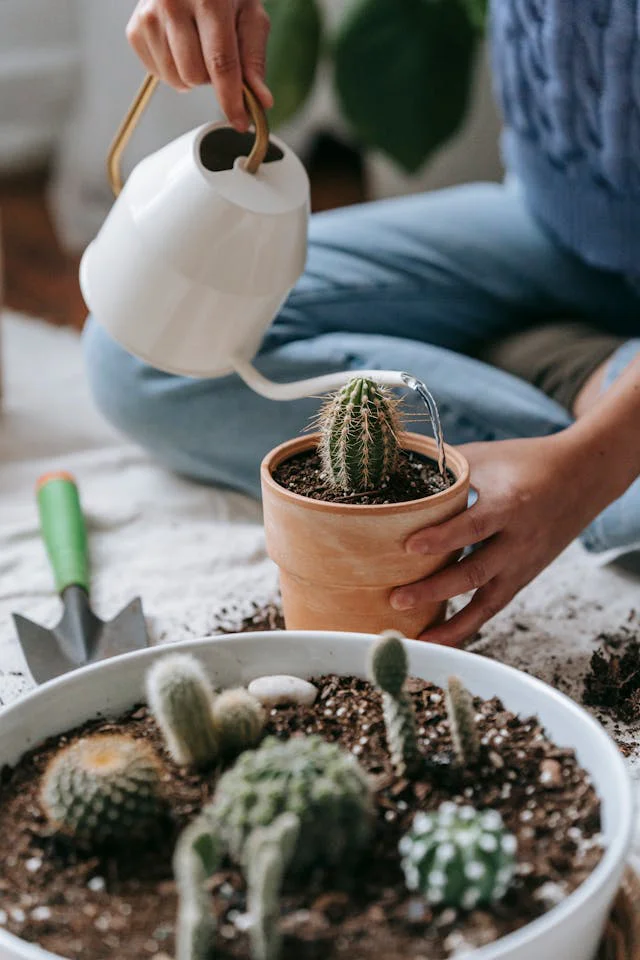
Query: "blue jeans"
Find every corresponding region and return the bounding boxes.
[83,182,640,554]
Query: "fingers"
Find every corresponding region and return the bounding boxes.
[416,583,515,646]
[391,541,504,609]
[195,2,247,129]
[127,2,189,91]
[405,500,508,556]
[237,2,273,109]
[166,14,210,88]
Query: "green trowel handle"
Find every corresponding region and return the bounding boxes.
[36,472,90,594]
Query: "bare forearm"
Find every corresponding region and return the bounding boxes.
[564,354,640,504]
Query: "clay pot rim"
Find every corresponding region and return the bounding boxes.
[260,431,470,516]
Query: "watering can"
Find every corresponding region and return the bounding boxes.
[80,75,409,400]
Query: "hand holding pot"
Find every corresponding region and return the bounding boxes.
[392,432,623,645]
[127,0,273,127]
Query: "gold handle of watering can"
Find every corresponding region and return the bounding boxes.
[107,74,270,197]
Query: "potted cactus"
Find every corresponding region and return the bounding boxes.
[260,376,470,638]
[0,630,632,960]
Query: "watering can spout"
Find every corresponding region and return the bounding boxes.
[231,356,408,400]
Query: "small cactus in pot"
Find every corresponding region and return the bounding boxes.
[369,631,421,778]
[209,734,374,876]
[399,802,517,910]
[40,734,165,847]
[317,376,401,492]
[212,687,265,758]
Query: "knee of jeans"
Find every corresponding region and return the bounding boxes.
[82,318,156,439]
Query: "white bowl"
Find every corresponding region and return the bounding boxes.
[0,632,633,960]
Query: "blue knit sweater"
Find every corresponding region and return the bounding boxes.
[491,0,640,275]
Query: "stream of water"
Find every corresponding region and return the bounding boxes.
[401,373,447,478]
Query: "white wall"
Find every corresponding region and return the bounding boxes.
[0,0,79,172]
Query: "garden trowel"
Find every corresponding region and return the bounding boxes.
[13,471,149,684]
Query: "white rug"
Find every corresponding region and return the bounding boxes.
[1,311,639,786]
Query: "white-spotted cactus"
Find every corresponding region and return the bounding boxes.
[245,813,300,960]
[369,631,421,778]
[446,675,480,767]
[209,735,373,876]
[399,802,517,910]
[40,734,164,846]
[212,688,265,758]
[173,816,222,960]
[317,377,401,492]
[146,653,218,768]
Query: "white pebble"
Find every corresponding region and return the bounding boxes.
[232,912,254,932]
[10,909,26,924]
[31,907,51,922]
[88,876,106,893]
[0,911,6,925]
[248,675,318,707]
[25,857,42,874]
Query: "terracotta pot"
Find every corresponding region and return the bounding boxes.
[260,432,470,640]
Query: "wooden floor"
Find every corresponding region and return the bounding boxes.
[0,137,365,331]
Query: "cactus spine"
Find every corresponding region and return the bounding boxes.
[317,377,401,492]
[446,675,480,767]
[211,688,265,758]
[40,734,164,846]
[244,814,300,960]
[369,631,421,778]
[208,735,373,876]
[399,802,517,910]
[174,816,222,960]
[146,653,218,768]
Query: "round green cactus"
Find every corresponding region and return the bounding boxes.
[40,734,165,846]
[209,735,373,876]
[211,687,265,758]
[317,377,401,492]
[399,802,517,910]
[146,653,218,768]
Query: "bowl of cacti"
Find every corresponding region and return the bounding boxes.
[0,630,632,960]
[260,377,470,639]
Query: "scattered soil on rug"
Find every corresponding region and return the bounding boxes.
[272,449,452,505]
[583,620,640,725]
[0,676,602,960]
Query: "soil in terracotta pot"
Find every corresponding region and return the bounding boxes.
[0,675,602,960]
[272,449,453,505]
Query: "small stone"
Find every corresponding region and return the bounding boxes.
[248,675,318,707]
[87,876,106,893]
[10,908,26,924]
[534,881,566,906]
[0,911,6,926]
[220,925,236,940]
[144,940,159,952]
[540,759,563,788]
[25,857,42,873]
[31,906,52,922]
[95,915,111,932]
[231,912,254,932]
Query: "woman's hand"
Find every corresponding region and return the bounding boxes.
[390,432,619,645]
[127,0,273,129]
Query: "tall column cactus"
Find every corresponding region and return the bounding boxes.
[146,653,219,769]
[317,377,401,492]
[244,814,300,960]
[446,675,480,767]
[173,816,222,960]
[369,631,421,778]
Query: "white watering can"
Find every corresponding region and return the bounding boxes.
[80,76,408,400]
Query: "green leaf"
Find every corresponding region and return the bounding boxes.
[334,0,477,173]
[263,0,323,129]
[462,0,488,32]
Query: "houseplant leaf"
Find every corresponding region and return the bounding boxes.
[462,0,488,31]
[263,0,323,129]
[334,0,477,173]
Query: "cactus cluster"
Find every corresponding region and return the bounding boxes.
[40,734,164,846]
[245,813,300,960]
[399,802,517,910]
[317,377,401,492]
[369,631,421,778]
[146,653,265,769]
[208,735,373,876]
[446,675,480,767]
